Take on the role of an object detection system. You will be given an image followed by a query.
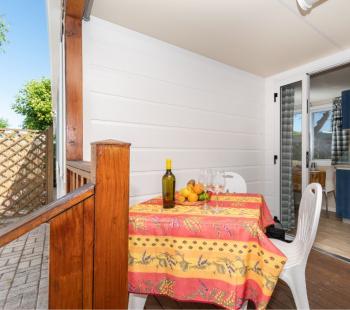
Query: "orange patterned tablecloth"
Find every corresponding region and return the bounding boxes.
[128,193,286,310]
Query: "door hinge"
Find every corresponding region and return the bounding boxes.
[307,99,309,114]
[306,151,310,168]
[274,93,278,103]
[274,155,278,165]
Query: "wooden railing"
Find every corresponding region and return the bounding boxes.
[0,140,130,309]
[67,160,91,192]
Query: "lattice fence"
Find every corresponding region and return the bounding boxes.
[0,128,53,223]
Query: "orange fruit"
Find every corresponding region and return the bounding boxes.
[193,183,204,194]
[188,192,198,203]
[187,184,195,193]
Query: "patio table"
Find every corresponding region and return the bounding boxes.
[128,193,287,310]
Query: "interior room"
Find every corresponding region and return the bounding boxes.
[308,65,350,259]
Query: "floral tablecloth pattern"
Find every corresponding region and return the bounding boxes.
[128,193,286,310]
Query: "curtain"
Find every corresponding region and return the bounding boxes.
[331,97,349,165]
[280,86,295,229]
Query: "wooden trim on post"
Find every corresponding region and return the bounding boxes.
[91,140,131,309]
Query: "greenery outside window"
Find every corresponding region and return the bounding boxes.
[310,107,332,161]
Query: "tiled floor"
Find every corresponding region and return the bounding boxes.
[0,225,49,309]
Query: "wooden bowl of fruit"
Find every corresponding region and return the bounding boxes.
[176,179,211,206]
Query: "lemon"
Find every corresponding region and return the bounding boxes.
[180,187,191,198]
[177,195,186,203]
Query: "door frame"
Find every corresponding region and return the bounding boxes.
[273,74,310,221]
[271,50,350,222]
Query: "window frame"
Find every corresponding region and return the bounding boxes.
[309,104,332,165]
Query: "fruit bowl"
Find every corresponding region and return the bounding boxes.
[175,196,206,206]
[176,179,211,206]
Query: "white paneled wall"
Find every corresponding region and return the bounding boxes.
[83,17,267,205]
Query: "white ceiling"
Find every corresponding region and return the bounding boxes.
[91,0,350,77]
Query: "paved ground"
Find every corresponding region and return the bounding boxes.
[0,225,48,309]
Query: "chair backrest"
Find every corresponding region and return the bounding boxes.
[294,183,322,263]
[223,172,247,193]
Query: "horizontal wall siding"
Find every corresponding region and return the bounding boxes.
[83,17,268,205]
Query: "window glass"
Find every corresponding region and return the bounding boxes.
[311,109,332,160]
[293,112,302,161]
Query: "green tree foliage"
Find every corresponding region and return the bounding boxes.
[0,117,9,128]
[12,78,53,130]
[0,16,9,51]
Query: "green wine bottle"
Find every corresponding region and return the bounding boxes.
[162,159,176,209]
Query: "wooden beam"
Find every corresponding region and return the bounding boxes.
[91,140,131,309]
[66,0,85,19]
[65,15,83,160]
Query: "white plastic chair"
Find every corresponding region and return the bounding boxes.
[223,172,247,193]
[270,183,322,310]
[128,294,147,309]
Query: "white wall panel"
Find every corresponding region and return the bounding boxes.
[83,17,267,207]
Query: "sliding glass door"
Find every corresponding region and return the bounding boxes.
[277,76,310,230]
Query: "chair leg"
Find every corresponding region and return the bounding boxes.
[282,269,310,310]
[240,300,248,310]
[129,293,148,310]
[323,191,329,216]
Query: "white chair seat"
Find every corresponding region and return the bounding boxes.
[270,238,304,269]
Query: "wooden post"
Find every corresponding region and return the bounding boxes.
[91,140,131,309]
[1,138,130,309]
[46,126,54,203]
[65,14,83,161]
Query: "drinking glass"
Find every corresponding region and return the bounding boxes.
[198,169,210,210]
[211,170,225,212]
